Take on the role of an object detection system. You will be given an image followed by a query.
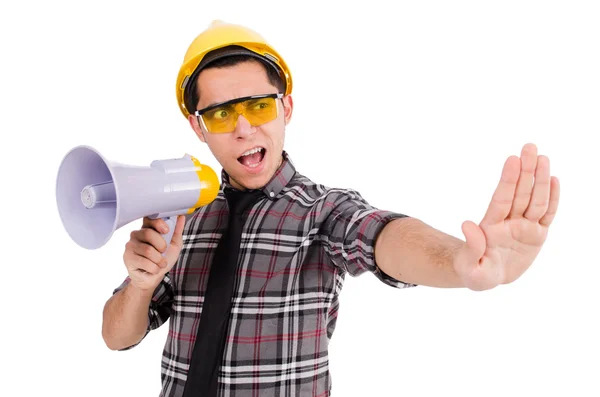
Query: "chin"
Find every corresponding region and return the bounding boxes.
[236,175,269,190]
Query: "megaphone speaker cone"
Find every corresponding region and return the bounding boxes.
[56,146,118,250]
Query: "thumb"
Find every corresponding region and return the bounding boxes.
[458,220,487,268]
[169,215,186,248]
[164,215,186,267]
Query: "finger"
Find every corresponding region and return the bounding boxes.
[169,215,186,248]
[482,156,520,224]
[132,228,168,254]
[524,155,551,221]
[540,176,560,227]
[128,237,167,267]
[509,143,538,217]
[161,216,186,266]
[132,255,163,275]
[142,216,169,234]
[461,220,487,264]
[124,249,164,274]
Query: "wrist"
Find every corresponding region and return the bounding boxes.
[125,279,156,301]
[449,242,469,288]
[452,245,501,291]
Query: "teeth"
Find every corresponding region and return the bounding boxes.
[241,147,263,157]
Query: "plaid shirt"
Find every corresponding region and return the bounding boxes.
[113,151,416,396]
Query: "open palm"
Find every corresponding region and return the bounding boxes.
[453,143,561,291]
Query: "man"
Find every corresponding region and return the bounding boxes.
[101,20,560,397]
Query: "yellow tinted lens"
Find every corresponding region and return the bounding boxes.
[243,97,278,126]
[201,96,278,133]
[202,104,236,133]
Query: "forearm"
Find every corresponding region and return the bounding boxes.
[374,217,466,288]
[102,282,153,350]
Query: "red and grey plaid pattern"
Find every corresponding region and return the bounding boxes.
[113,152,416,396]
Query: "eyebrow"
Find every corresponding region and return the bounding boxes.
[203,98,235,109]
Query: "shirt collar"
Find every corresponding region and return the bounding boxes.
[220,150,296,200]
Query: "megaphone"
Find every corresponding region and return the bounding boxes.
[56,145,220,252]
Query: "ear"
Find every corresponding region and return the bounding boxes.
[188,114,207,143]
[282,95,293,126]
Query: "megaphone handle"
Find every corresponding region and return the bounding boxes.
[161,216,178,257]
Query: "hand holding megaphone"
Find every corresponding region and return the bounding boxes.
[56,146,220,274]
[123,215,186,291]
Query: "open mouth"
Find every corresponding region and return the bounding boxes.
[237,147,266,169]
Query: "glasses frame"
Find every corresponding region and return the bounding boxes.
[194,93,284,134]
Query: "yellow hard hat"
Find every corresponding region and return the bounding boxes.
[175,20,293,119]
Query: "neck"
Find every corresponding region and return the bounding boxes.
[229,177,247,191]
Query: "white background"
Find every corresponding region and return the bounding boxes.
[1,1,599,396]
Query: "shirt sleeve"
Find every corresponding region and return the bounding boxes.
[111,272,174,350]
[321,189,417,289]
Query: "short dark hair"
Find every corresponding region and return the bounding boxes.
[185,55,286,114]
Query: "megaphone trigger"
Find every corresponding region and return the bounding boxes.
[56,145,220,251]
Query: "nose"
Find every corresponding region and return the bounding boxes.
[233,114,255,139]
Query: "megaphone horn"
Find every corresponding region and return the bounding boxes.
[56,145,220,252]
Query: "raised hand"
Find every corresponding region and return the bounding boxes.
[453,143,560,291]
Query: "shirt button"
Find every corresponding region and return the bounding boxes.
[269,192,275,197]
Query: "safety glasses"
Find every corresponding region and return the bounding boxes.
[194,93,283,134]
